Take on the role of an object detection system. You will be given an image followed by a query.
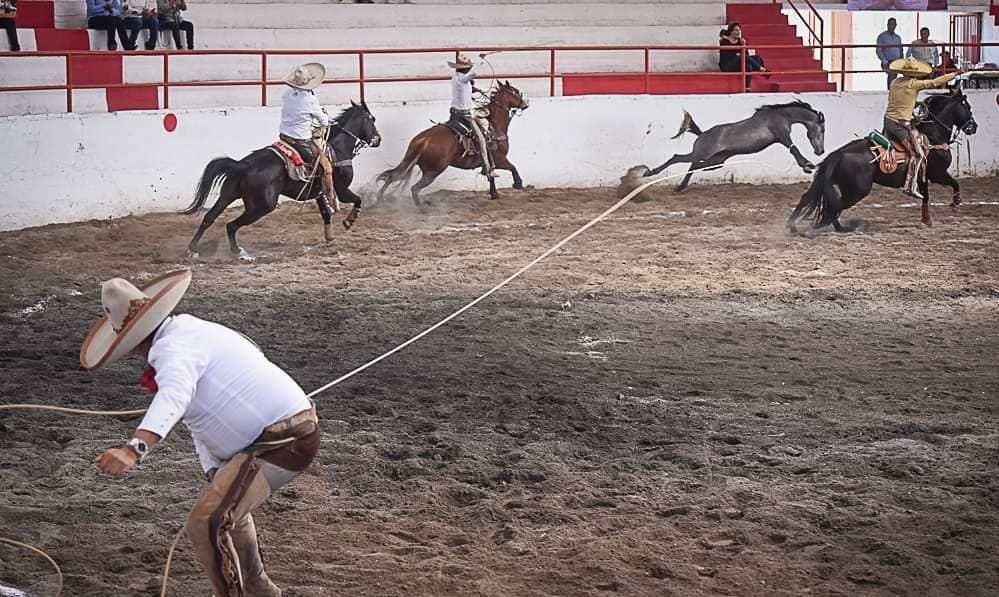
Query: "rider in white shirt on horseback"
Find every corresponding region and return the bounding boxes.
[449,53,495,178]
[279,62,334,202]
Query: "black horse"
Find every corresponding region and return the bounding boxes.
[182,101,381,260]
[789,87,978,231]
[644,101,825,192]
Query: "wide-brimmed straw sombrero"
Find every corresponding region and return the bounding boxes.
[889,57,933,78]
[447,53,474,70]
[79,269,192,370]
[284,62,326,91]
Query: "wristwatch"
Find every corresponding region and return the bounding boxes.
[126,438,149,463]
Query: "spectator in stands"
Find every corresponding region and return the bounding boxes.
[157,0,193,50]
[0,0,19,52]
[87,0,134,51]
[718,23,766,92]
[876,17,903,89]
[906,27,939,69]
[123,1,160,51]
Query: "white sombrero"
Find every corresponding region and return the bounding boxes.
[889,57,933,78]
[447,53,474,70]
[79,269,192,370]
[284,62,326,91]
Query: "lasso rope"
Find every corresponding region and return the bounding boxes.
[0,159,768,595]
[0,537,64,597]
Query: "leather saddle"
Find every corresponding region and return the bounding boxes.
[866,130,929,175]
[443,110,500,158]
[268,140,333,182]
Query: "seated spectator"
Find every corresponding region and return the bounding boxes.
[157,0,193,50]
[0,0,19,52]
[87,0,133,50]
[906,27,939,69]
[718,22,766,91]
[123,0,159,50]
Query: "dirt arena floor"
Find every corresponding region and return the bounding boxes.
[1,177,997,597]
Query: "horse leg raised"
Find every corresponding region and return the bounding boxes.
[492,154,523,190]
[788,145,816,173]
[226,188,276,261]
[338,186,363,231]
[187,178,240,259]
[931,164,960,208]
[647,153,690,177]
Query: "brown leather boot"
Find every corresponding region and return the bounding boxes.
[230,514,281,597]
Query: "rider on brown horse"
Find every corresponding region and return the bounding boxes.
[448,53,495,178]
[279,63,335,203]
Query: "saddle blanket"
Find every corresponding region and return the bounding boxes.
[268,141,311,182]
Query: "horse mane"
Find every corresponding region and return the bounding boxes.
[331,103,364,127]
[755,100,820,117]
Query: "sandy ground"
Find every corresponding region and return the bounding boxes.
[1,177,998,597]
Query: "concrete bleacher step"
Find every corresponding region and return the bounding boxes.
[184,3,723,29]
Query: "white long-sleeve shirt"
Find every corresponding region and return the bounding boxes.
[138,314,311,472]
[279,86,329,140]
[450,67,477,111]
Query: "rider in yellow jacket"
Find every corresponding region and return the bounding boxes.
[883,57,958,199]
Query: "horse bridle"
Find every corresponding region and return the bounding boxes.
[919,93,975,144]
[329,116,376,158]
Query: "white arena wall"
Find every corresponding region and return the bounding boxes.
[0,90,996,232]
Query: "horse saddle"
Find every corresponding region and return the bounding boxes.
[269,141,313,182]
[443,110,500,157]
[866,130,928,175]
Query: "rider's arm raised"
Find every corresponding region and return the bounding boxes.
[910,71,958,90]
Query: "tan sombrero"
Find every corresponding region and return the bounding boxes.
[79,269,192,370]
[889,57,933,78]
[447,53,473,70]
[284,62,326,91]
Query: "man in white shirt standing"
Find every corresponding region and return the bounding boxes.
[280,62,334,203]
[448,53,495,178]
[906,27,940,69]
[85,269,320,597]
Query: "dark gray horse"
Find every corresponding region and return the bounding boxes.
[645,101,826,192]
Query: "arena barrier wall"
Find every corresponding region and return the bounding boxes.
[1,91,996,231]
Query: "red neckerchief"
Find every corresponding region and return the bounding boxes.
[139,366,158,394]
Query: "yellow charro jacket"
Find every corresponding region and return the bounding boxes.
[885,72,958,122]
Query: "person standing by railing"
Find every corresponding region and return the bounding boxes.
[876,17,903,89]
[0,0,19,52]
[157,0,193,50]
[906,27,940,69]
[87,0,133,51]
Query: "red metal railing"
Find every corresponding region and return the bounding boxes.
[0,42,994,113]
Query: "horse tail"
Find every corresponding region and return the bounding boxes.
[180,157,248,215]
[789,149,843,228]
[670,110,702,140]
[377,135,429,186]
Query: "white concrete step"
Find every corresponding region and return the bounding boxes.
[193,25,722,49]
[183,3,723,29]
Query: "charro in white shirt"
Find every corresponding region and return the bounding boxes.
[138,314,311,472]
[279,86,329,140]
[451,66,477,112]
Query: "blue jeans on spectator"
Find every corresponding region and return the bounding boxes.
[159,18,194,50]
[884,66,898,89]
[124,16,160,50]
[1,17,19,51]
[88,15,132,50]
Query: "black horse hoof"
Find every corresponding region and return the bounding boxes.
[512,182,524,190]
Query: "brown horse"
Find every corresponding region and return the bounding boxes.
[377,81,530,204]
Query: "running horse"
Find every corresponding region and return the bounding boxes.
[182,101,381,261]
[377,81,530,204]
[789,86,978,232]
[642,101,826,192]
